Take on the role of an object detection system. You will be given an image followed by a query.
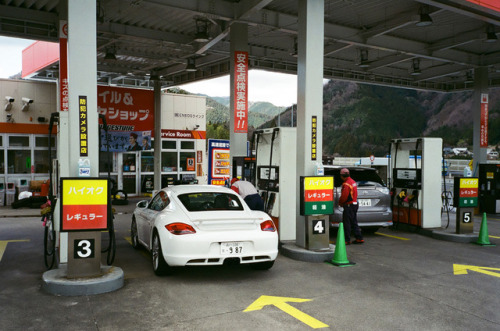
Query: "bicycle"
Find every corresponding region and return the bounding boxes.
[41,200,56,270]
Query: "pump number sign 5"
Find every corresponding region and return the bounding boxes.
[300,176,334,216]
[60,178,109,231]
[454,178,479,208]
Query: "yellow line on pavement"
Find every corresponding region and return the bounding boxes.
[375,232,410,241]
[489,235,500,239]
[0,239,30,262]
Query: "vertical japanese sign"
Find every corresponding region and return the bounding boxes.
[311,116,317,160]
[234,51,248,133]
[208,139,230,185]
[60,178,108,231]
[300,176,334,215]
[480,93,488,148]
[79,96,88,157]
[59,20,69,112]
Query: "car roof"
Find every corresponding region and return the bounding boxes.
[323,165,375,171]
[164,184,234,195]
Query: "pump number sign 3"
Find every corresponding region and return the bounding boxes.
[60,178,109,231]
[300,176,334,216]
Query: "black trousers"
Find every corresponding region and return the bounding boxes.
[244,193,264,211]
[343,203,362,242]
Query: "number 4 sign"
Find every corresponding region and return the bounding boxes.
[312,219,325,234]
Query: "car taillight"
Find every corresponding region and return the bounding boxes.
[165,223,196,235]
[260,220,276,232]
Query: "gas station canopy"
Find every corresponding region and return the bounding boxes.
[1,0,500,91]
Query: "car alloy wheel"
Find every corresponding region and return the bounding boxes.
[131,218,139,249]
[151,232,172,276]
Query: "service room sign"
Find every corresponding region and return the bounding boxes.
[300,176,334,216]
[60,178,108,231]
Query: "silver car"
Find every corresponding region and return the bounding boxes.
[324,166,393,232]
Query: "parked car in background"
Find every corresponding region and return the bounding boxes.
[488,150,499,160]
[131,185,278,275]
[324,166,393,233]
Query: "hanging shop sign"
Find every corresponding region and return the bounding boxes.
[97,86,155,152]
[208,139,230,186]
[300,176,334,216]
[234,51,248,133]
[60,178,109,231]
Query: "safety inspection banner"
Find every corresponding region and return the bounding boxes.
[300,176,334,215]
[60,178,109,231]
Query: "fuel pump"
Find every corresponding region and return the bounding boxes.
[232,156,256,183]
[99,114,116,265]
[254,127,297,241]
[390,138,442,229]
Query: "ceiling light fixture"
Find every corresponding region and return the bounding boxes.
[194,19,210,42]
[186,58,197,72]
[415,5,433,27]
[357,49,370,68]
[410,58,421,76]
[485,25,498,43]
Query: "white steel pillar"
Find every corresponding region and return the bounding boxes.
[153,79,162,191]
[472,67,488,174]
[230,23,249,162]
[58,0,97,264]
[295,0,324,247]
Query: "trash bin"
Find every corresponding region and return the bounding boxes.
[6,182,15,206]
[17,178,29,194]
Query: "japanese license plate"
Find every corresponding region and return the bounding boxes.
[220,242,243,255]
[358,199,371,207]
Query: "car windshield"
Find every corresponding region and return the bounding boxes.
[324,168,385,187]
[177,192,244,212]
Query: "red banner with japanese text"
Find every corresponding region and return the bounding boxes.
[59,20,69,112]
[234,51,248,133]
[480,93,488,147]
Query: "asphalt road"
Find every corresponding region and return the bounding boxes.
[1,207,500,330]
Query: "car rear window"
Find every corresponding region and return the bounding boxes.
[177,192,244,212]
[324,168,385,187]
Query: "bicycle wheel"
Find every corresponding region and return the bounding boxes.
[44,217,56,270]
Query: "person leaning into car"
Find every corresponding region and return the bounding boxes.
[338,168,364,245]
[230,177,265,211]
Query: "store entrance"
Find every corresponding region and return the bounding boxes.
[122,152,138,196]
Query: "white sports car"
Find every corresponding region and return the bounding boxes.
[131,185,278,275]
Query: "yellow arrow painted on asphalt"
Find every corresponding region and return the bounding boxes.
[244,295,328,329]
[453,264,500,278]
[0,240,30,261]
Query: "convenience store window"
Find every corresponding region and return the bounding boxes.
[7,135,31,174]
[161,139,196,177]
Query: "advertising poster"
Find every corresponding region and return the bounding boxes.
[208,139,230,186]
[233,51,248,133]
[97,86,154,152]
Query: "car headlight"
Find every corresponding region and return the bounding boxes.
[376,187,390,195]
[165,223,196,235]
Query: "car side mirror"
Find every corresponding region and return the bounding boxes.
[137,200,148,208]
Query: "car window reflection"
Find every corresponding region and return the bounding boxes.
[178,192,244,212]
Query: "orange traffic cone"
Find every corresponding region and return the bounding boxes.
[327,223,355,267]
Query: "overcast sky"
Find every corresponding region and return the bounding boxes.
[0,36,299,107]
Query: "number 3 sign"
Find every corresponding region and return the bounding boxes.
[74,239,95,259]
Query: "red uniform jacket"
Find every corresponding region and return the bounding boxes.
[339,177,358,206]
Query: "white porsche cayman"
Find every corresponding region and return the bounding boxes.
[131,185,278,275]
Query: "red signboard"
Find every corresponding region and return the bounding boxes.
[465,0,500,12]
[233,51,248,133]
[459,188,478,198]
[59,20,69,112]
[161,129,206,140]
[480,93,488,147]
[60,178,109,231]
